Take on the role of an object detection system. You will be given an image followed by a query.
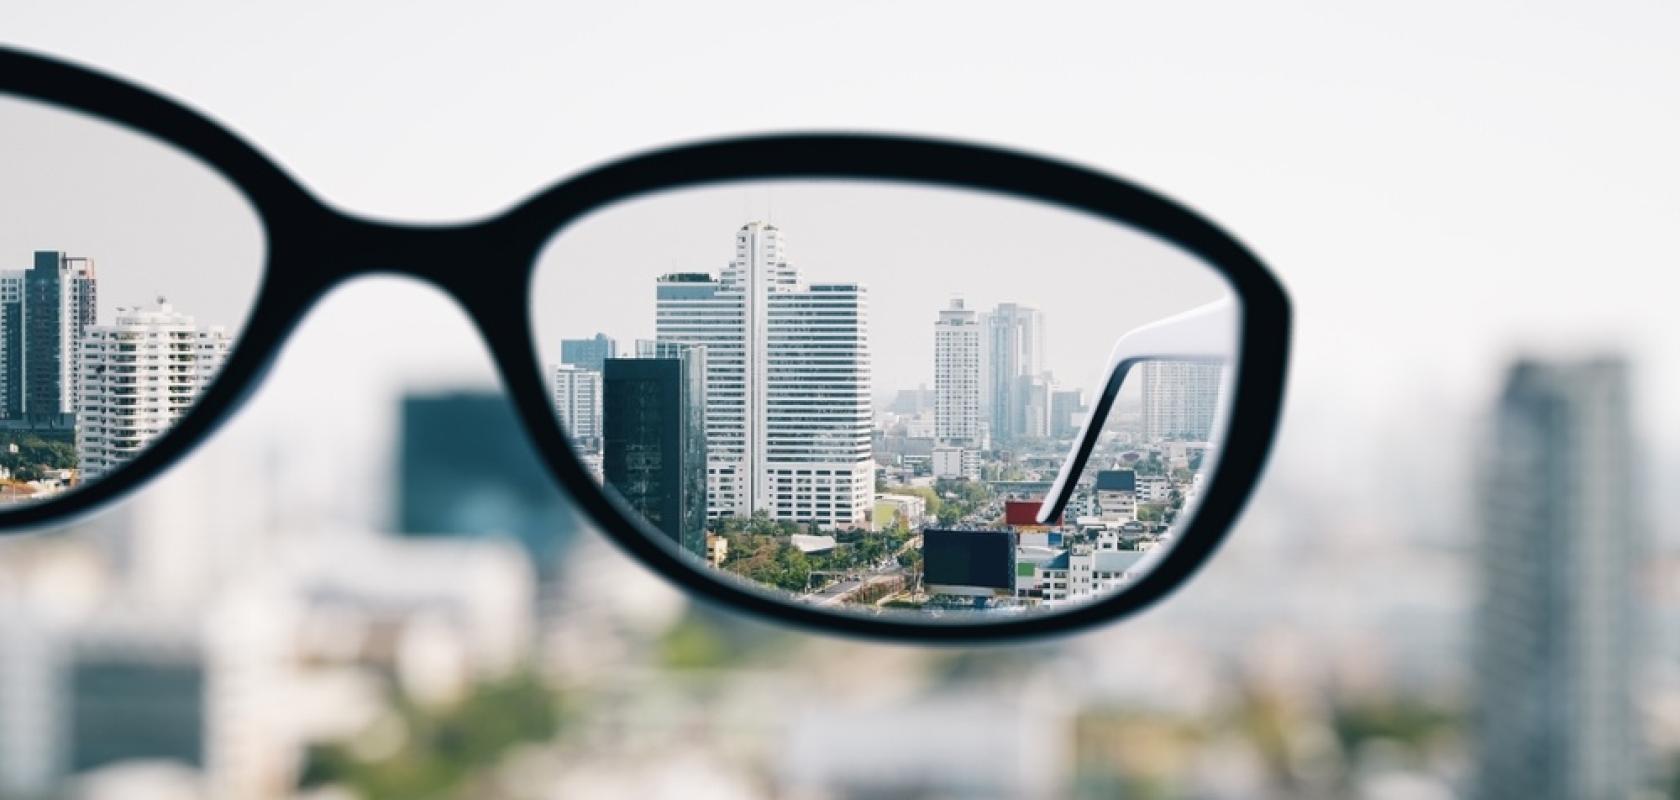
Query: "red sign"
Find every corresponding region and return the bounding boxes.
[1005,499,1059,527]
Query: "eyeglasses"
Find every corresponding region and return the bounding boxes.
[0,46,1289,641]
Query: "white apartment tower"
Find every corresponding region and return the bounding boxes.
[75,299,230,479]
[655,222,872,529]
[549,364,603,450]
[1139,361,1223,442]
[934,297,982,445]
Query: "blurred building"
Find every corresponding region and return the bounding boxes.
[985,302,1045,443]
[602,349,708,558]
[1474,356,1641,800]
[397,390,580,573]
[1050,388,1084,440]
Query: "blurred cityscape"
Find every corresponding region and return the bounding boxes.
[0,343,1675,798]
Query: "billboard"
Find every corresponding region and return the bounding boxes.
[1004,499,1060,527]
[922,528,1017,594]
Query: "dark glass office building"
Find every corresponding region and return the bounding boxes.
[1,251,97,421]
[602,347,707,558]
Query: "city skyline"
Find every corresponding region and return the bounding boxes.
[530,180,1230,408]
[537,212,1228,613]
[0,247,237,497]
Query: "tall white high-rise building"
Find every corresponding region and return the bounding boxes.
[986,302,1045,443]
[934,297,981,446]
[655,222,872,529]
[549,364,603,450]
[1139,361,1222,442]
[1473,357,1641,800]
[75,300,229,479]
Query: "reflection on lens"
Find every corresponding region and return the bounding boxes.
[0,96,264,503]
[530,181,1236,620]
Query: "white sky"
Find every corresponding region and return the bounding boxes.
[4,1,1678,522]
[0,97,264,329]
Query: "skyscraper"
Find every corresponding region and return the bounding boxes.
[934,297,981,446]
[1139,361,1222,442]
[655,222,872,529]
[0,251,97,421]
[75,300,229,479]
[986,302,1045,443]
[1473,357,1641,800]
[602,346,707,557]
[0,273,22,420]
[559,333,617,371]
[548,364,603,450]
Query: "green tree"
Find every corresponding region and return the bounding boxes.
[298,672,559,800]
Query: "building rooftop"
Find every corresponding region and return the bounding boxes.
[657,272,715,283]
[791,534,837,554]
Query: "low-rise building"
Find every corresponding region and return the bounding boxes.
[1093,470,1137,522]
[874,493,928,531]
[931,445,980,480]
[1136,474,1173,504]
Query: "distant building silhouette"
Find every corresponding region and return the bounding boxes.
[1474,356,1641,800]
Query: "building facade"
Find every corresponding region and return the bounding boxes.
[654,222,872,530]
[559,332,616,371]
[985,302,1045,443]
[934,297,982,445]
[1050,388,1084,440]
[1473,357,1640,800]
[602,347,707,557]
[548,364,603,451]
[75,301,229,480]
[1139,360,1222,443]
[0,251,98,421]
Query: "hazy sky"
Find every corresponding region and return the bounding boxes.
[0,97,264,330]
[4,1,1677,526]
[531,180,1229,402]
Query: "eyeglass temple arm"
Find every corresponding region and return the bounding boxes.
[1037,298,1238,524]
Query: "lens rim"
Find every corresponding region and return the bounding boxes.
[0,45,1290,642]
[506,138,1289,642]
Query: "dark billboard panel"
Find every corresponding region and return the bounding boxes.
[922,528,1016,591]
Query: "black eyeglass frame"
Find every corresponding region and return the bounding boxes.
[0,46,1290,642]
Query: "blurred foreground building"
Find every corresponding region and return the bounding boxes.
[398,391,580,573]
[1474,356,1642,800]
